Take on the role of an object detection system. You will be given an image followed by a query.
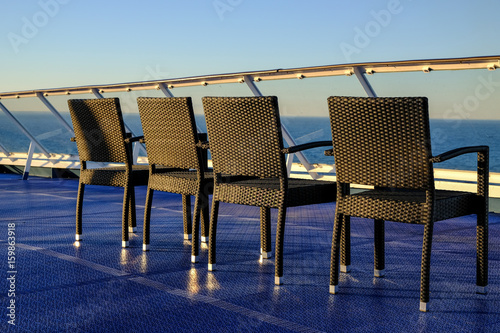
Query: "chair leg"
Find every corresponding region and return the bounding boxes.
[122,185,131,248]
[128,187,137,233]
[330,212,345,294]
[340,215,351,273]
[182,195,192,240]
[142,187,154,251]
[260,207,272,259]
[200,190,210,243]
[75,182,85,241]
[191,194,201,263]
[208,200,219,271]
[274,205,287,285]
[374,219,385,277]
[476,210,488,294]
[419,222,434,312]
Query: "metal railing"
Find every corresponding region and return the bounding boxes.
[0,55,499,196]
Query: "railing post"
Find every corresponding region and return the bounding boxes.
[0,142,12,160]
[22,142,36,180]
[158,83,174,98]
[244,75,319,179]
[353,67,377,97]
[0,101,51,158]
[36,92,75,135]
[91,88,104,99]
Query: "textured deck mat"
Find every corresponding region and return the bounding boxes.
[1,174,500,332]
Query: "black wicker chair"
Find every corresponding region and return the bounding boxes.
[137,97,212,263]
[202,96,336,284]
[327,96,489,312]
[68,98,149,247]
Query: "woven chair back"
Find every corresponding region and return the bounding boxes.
[68,98,129,164]
[328,96,433,189]
[202,96,286,179]
[137,97,201,170]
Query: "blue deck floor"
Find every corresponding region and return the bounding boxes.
[1,173,500,332]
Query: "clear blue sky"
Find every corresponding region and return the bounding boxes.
[0,0,499,119]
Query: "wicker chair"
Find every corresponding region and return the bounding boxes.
[202,96,336,284]
[327,96,489,312]
[68,98,149,247]
[137,97,212,263]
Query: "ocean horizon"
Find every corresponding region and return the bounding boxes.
[0,111,498,173]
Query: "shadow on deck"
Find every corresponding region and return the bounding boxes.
[1,173,500,332]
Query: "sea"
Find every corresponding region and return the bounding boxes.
[0,112,499,173]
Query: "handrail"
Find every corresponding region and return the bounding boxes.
[0,55,498,99]
[0,55,498,181]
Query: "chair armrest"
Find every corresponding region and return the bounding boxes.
[196,141,210,150]
[324,148,334,157]
[70,137,76,142]
[430,146,489,163]
[282,141,332,154]
[196,133,209,149]
[432,146,489,197]
[196,134,209,171]
[124,135,144,144]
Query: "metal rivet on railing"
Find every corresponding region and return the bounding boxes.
[125,88,131,92]
[66,91,70,95]
[366,69,374,75]
[100,90,105,93]
[297,74,304,79]
[487,64,497,71]
[254,77,261,82]
[238,78,245,83]
[168,85,174,89]
[422,66,431,73]
[155,85,160,90]
[344,70,353,76]
[44,93,49,97]
[201,82,208,86]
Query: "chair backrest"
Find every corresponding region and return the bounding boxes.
[202,96,286,179]
[137,97,202,170]
[328,96,433,190]
[68,98,129,164]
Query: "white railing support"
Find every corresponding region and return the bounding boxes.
[36,92,74,135]
[353,67,377,97]
[91,88,104,99]
[158,82,174,98]
[0,143,11,157]
[22,142,36,180]
[0,101,51,157]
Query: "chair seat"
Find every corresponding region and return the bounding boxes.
[341,188,479,223]
[149,170,214,195]
[214,177,336,208]
[80,165,149,187]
